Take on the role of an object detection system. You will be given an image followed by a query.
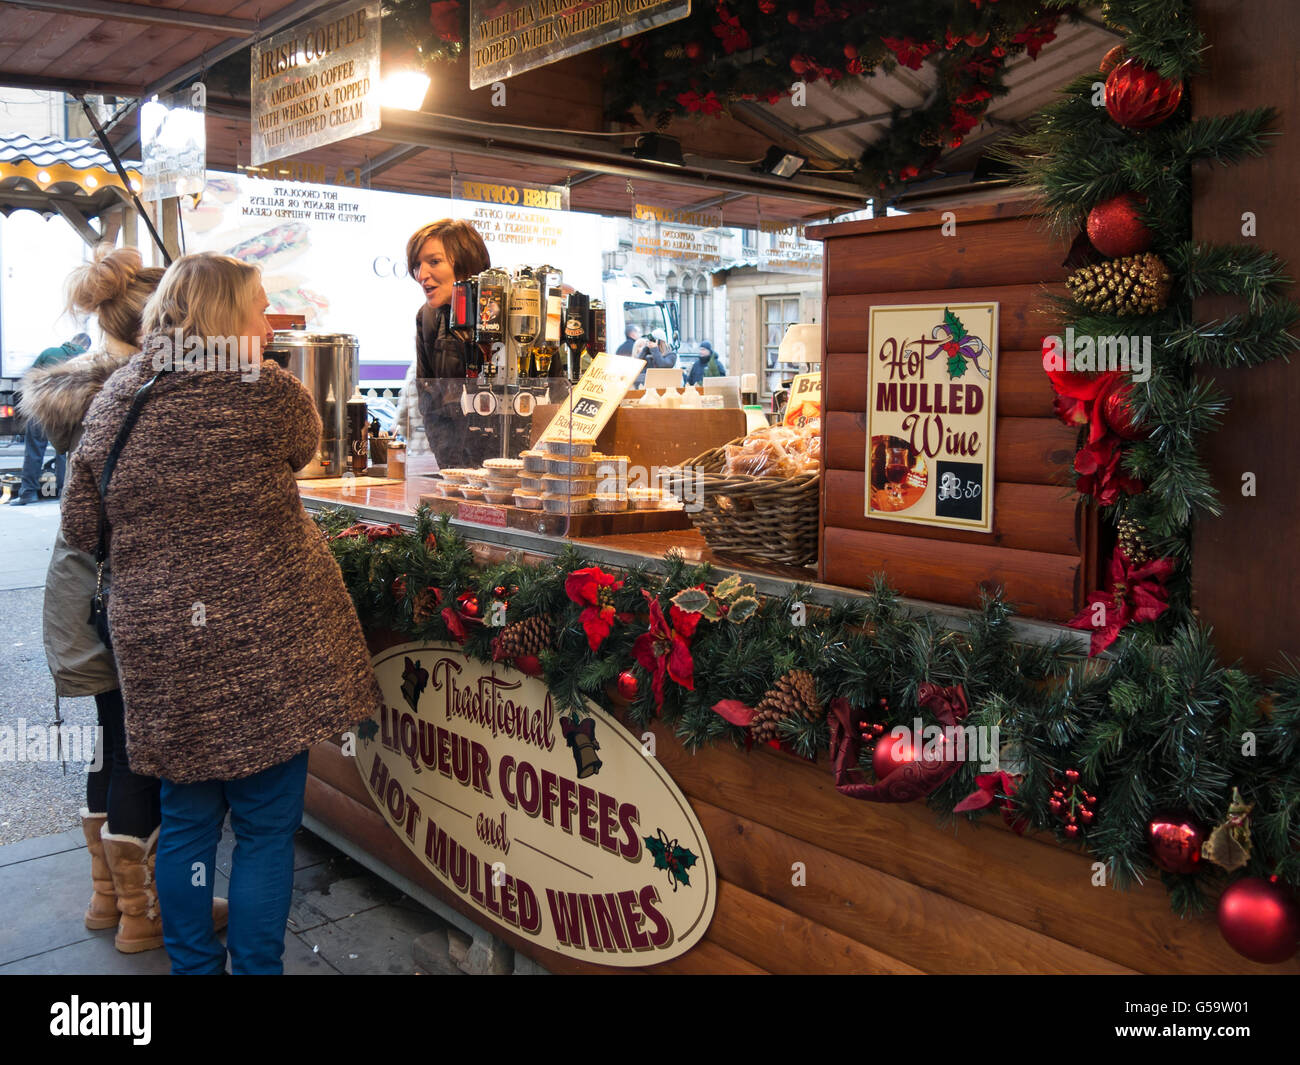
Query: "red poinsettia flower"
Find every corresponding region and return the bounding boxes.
[758,0,775,12]
[1068,550,1176,655]
[429,1,462,43]
[1075,435,1144,506]
[632,591,701,710]
[955,86,993,106]
[565,566,625,652]
[882,36,935,70]
[949,106,980,136]
[1013,17,1058,60]
[712,5,751,54]
[676,89,723,116]
[954,771,1027,834]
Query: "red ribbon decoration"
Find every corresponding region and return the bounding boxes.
[832,685,971,803]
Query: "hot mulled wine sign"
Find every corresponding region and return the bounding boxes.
[865,303,999,531]
[359,642,716,966]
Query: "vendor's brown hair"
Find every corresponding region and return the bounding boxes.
[66,245,165,347]
[405,219,490,280]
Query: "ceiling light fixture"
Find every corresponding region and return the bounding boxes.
[758,146,807,178]
[626,132,685,167]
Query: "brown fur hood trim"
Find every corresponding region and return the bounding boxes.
[20,349,134,454]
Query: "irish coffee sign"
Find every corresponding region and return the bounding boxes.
[865,303,998,531]
[359,643,716,966]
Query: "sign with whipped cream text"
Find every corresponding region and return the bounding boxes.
[251,1,380,166]
[865,303,998,531]
[469,0,691,90]
[359,643,716,965]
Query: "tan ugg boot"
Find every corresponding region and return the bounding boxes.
[101,825,164,953]
[80,809,119,931]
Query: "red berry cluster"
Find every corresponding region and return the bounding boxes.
[1048,768,1098,838]
[857,696,891,743]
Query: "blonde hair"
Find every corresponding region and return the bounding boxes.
[142,252,262,342]
[66,245,165,347]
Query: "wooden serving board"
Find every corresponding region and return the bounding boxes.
[418,494,693,536]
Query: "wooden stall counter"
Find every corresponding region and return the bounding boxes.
[295,482,1296,975]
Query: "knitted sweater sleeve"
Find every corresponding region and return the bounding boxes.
[264,361,322,471]
[60,425,104,557]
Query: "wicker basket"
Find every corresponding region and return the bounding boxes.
[666,436,819,567]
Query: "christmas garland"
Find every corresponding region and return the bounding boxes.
[1000,0,1297,652]
[319,506,1300,963]
[380,0,1074,191]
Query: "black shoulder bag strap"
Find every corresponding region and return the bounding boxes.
[89,371,167,646]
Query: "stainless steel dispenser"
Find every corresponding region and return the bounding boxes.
[265,331,359,478]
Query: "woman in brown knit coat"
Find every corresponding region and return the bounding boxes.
[61,251,382,974]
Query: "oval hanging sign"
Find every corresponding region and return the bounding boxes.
[359,642,716,967]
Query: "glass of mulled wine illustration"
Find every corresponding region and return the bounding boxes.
[884,445,910,506]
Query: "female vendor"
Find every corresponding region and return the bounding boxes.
[406,219,493,469]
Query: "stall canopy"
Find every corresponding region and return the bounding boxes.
[0,2,1118,223]
[0,131,141,243]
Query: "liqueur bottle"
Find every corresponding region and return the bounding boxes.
[562,291,588,382]
[476,267,509,383]
[508,267,541,379]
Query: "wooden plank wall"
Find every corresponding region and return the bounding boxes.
[811,203,1095,621]
[302,628,1298,974]
[1189,0,1300,672]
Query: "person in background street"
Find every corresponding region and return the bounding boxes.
[12,333,91,505]
[687,340,724,385]
[61,252,382,975]
[18,247,222,955]
[615,324,639,356]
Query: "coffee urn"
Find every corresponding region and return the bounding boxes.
[264,332,360,478]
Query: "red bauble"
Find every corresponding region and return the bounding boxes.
[1105,59,1184,129]
[1087,193,1154,258]
[684,42,701,60]
[1101,383,1146,440]
[872,733,919,779]
[456,591,481,620]
[873,732,945,779]
[1217,878,1300,964]
[514,654,543,677]
[1099,44,1126,75]
[616,670,639,701]
[965,30,989,48]
[1147,812,1205,874]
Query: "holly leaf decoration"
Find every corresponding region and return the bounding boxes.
[357,718,379,742]
[947,353,968,379]
[727,595,760,623]
[671,587,712,614]
[714,574,743,599]
[644,833,698,888]
[944,307,967,342]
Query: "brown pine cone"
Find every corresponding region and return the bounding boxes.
[1066,252,1171,316]
[750,705,784,744]
[496,616,553,659]
[750,670,822,742]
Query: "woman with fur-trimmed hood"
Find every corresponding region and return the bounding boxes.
[20,245,225,954]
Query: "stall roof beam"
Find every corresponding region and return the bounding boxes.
[0,71,139,96]
[4,0,257,36]
[361,145,427,182]
[109,0,343,155]
[377,108,866,211]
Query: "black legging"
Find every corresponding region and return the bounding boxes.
[85,688,160,838]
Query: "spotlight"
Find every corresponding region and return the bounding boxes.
[626,132,685,167]
[758,146,806,178]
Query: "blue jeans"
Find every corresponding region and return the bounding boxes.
[156,751,309,975]
[20,419,64,501]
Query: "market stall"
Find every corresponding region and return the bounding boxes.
[5,0,1300,976]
